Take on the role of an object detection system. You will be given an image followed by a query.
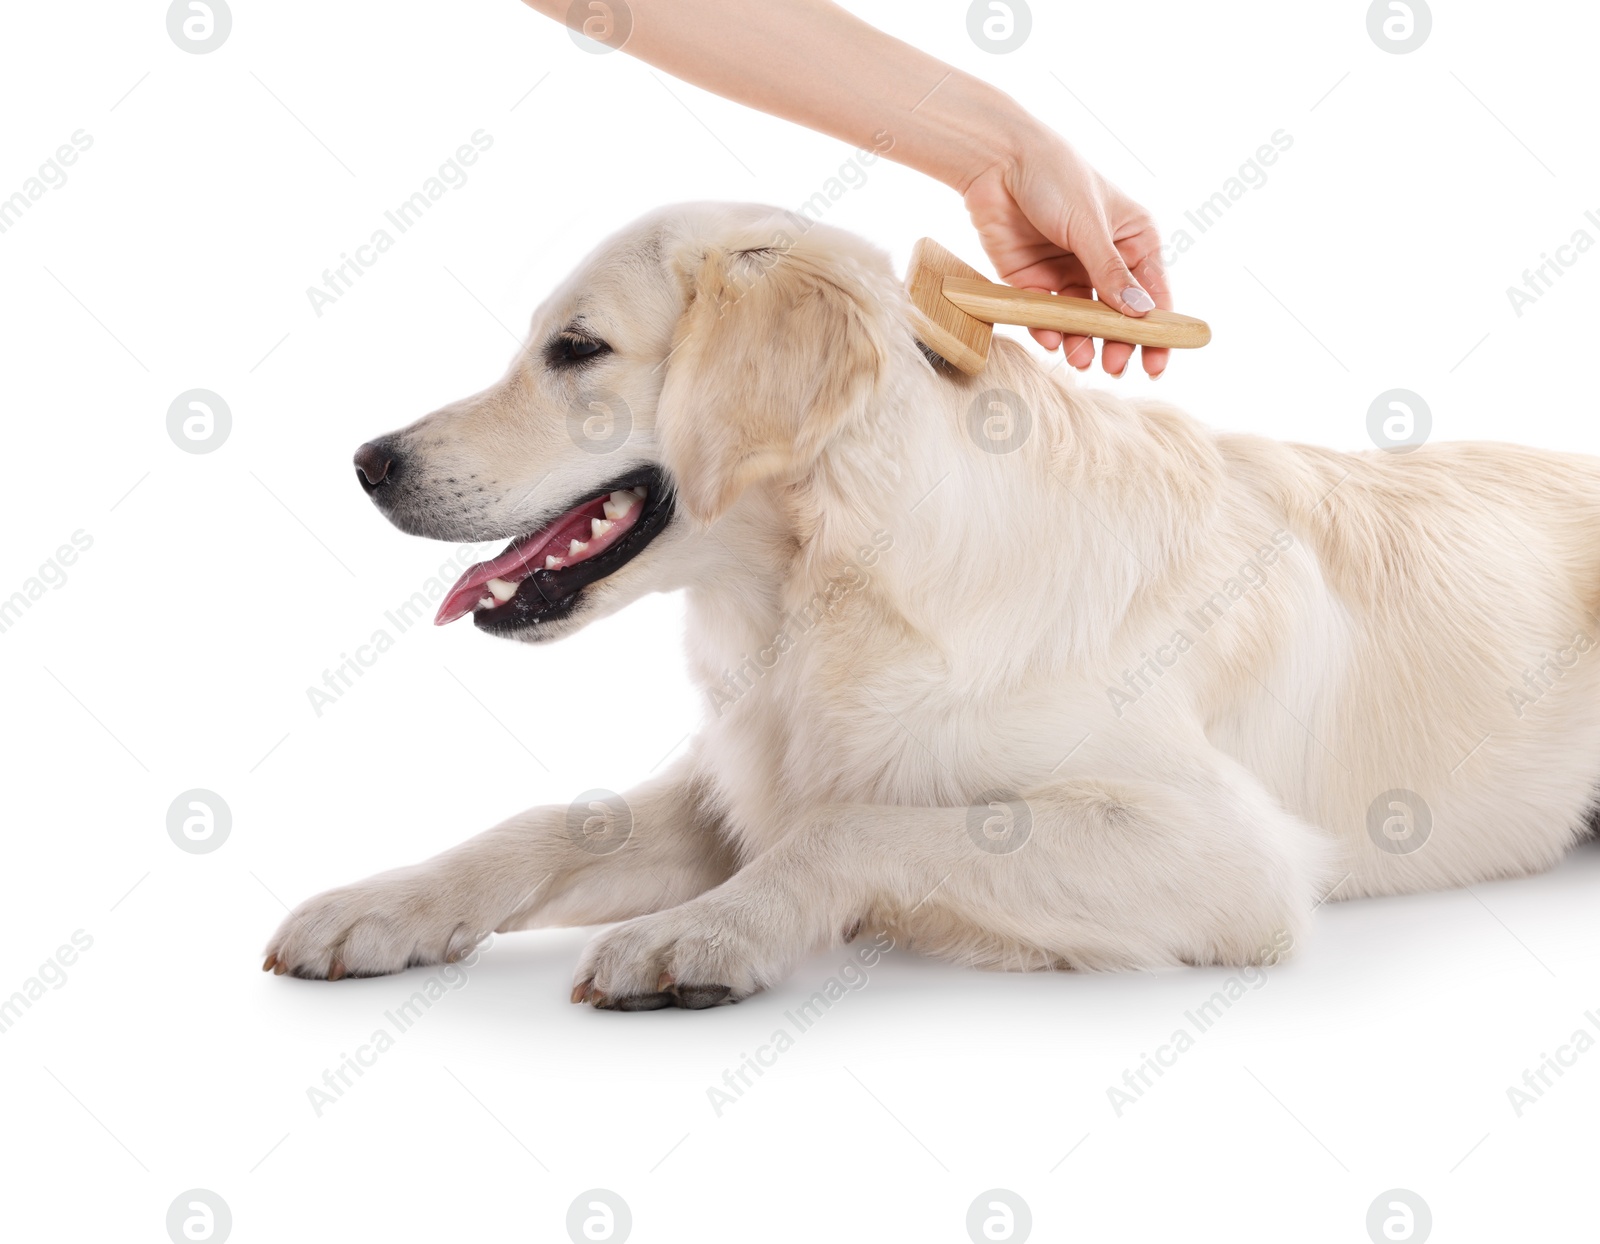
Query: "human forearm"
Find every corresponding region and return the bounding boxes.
[521,0,1035,191]
[523,0,1175,375]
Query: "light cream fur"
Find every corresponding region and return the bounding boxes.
[266,203,1600,1006]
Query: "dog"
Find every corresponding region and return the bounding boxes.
[264,202,1600,1009]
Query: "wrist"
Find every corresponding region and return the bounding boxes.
[936,77,1040,195]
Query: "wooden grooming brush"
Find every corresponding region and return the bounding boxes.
[905,237,1211,374]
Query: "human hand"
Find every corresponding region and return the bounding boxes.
[962,127,1170,378]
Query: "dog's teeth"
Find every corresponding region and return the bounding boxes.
[591,518,615,539]
[604,490,637,519]
[486,577,518,603]
[477,595,495,610]
[545,555,562,570]
[569,539,588,557]
[631,486,647,499]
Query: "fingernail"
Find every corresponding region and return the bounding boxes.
[1148,370,1164,381]
[1121,286,1155,313]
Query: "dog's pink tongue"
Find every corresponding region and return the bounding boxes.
[433,490,643,625]
[435,537,547,626]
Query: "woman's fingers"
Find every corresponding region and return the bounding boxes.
[1069,218,1161,375]
[987,240,1172,377]
[1002,256,1093,367]
[1101,341,1136,377]
[1062,334,1095,369]
[1122,229,1173,378]
[965,140,1179,377]
[1077,223,1154,317]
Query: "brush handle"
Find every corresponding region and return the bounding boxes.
[941,276,1212,350]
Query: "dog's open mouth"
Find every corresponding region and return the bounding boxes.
[435,467,673,630]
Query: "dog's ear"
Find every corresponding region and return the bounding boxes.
[655,236,886,524]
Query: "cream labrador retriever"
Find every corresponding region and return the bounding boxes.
[264,202,1600,1009]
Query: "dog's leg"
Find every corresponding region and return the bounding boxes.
[263,759,734,980]
[572,747,1338,1008]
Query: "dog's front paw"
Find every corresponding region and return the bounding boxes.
[262,868,483,981]
[572,901,780,1011]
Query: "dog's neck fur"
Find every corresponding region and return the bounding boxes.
[682,334,1231,735]
[825,338,1223,661]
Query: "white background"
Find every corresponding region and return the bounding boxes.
[2,1,1598,1240]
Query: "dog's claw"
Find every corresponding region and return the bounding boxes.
[272,959,288,976]
[676,984,734,1010]
[602,991,676,1011]
[262,954,277,973]
[327,959,347,981]
[571,980,593,1004]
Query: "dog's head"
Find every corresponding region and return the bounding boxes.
[354,203,904,642]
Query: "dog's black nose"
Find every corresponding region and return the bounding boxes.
[354,440,397,492]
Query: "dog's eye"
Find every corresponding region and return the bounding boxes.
[548,333,610,367]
